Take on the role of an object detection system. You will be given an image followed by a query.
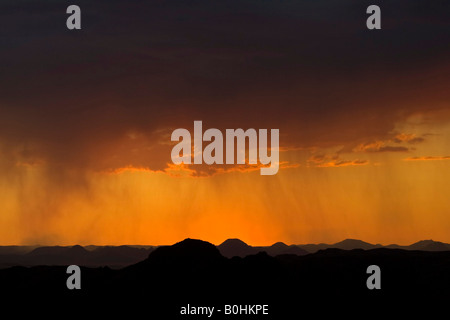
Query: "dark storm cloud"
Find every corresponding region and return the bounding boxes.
[0,0,449,172]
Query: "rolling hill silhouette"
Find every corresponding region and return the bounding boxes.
[129,238,226,272]
[217,238,450,257]
[0,245,38,255]
[297,238,383,252]
[218,239,309,258]
[1,238,449,269]
[218,238,256,257]
[332,239,382,250]
[1,238,449,317]
[406,240,450,251]
[0,245,153,269]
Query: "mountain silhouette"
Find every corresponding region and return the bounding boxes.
[386,240,450,251]
[0,246,37,255]
[219,238,385,257]
[144,238,224,264]
[88,246,151,267]
[1,238,450,318]
[0,245,153,269]
[218,238,258,257]
[262,241,289,254]
[218,239,308,257]
[1,238,449,269]
[332,239,382,250]
[295,239,450,253]
[27,246,70,256]
[408,240,450,251]
[126,238,225,278]
[300,238,379,252]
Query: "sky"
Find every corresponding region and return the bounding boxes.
[0,0,449,246]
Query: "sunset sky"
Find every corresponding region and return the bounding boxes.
[0,0,449,246]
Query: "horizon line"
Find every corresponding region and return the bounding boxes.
[0,237,443,248]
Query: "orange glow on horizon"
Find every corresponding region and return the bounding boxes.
[1,115,450,247]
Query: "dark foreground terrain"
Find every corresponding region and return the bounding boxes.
[1,239,449,318]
